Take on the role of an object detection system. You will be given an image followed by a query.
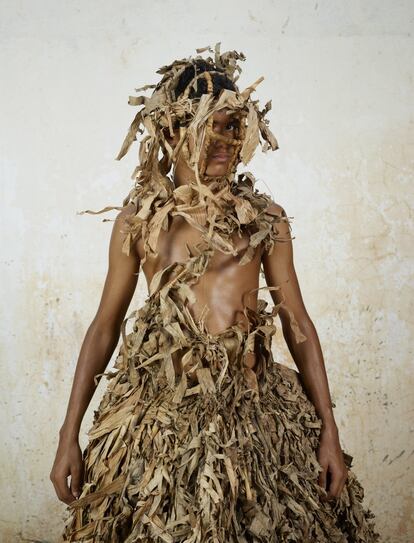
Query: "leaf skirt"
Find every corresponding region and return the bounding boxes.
[61,294,380,542]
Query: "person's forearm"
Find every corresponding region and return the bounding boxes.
[59,320,121,440]
[283,318,337,428]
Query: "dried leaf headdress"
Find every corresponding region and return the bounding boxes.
[116,42,278,197]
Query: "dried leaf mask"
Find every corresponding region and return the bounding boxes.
[115,43,279,198]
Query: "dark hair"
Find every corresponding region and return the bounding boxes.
[174,59,237,100]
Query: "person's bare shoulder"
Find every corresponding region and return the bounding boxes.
[262,199,292,246]
[112,202,137,235]
[110,202,139,259]
[265,200,287,219]
[116,202,136,221]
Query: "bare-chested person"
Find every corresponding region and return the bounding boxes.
[51,47,380,543]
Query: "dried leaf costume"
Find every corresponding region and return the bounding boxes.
[61,44,380,542]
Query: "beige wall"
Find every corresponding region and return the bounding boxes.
[1,1,413,541]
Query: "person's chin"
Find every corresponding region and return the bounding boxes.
[205,160,229,175]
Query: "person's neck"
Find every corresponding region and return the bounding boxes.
[171,163,233,190]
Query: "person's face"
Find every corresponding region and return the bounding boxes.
[164,108,242,177]
[202,109,241,175]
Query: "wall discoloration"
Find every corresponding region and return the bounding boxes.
[1,1,413,541]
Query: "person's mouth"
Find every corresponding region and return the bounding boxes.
[210,152,231,161]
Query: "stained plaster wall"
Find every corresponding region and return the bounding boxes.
[1,1,413,541]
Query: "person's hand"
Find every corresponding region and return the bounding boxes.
[50,434,84,505]
[316,423,348,501]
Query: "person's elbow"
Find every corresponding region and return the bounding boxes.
[89,313,123,341]
[279,305,314,341]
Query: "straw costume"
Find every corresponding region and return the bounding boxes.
[61,44,380,542]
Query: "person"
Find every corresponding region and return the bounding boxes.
[50,44,380,542]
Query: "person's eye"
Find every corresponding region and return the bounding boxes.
[226,121,239,130]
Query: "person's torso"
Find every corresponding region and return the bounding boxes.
[135,214,264,369]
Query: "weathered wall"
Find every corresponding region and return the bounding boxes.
[1,1,413,541]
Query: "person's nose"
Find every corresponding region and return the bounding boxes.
[211,130,230,151]
[212,139,228,150]
[210,141,230,156]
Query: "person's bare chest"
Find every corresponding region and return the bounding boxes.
[135,214,263,336]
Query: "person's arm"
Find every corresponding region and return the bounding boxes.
[50,204,140,504]
[262,202,348,500]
